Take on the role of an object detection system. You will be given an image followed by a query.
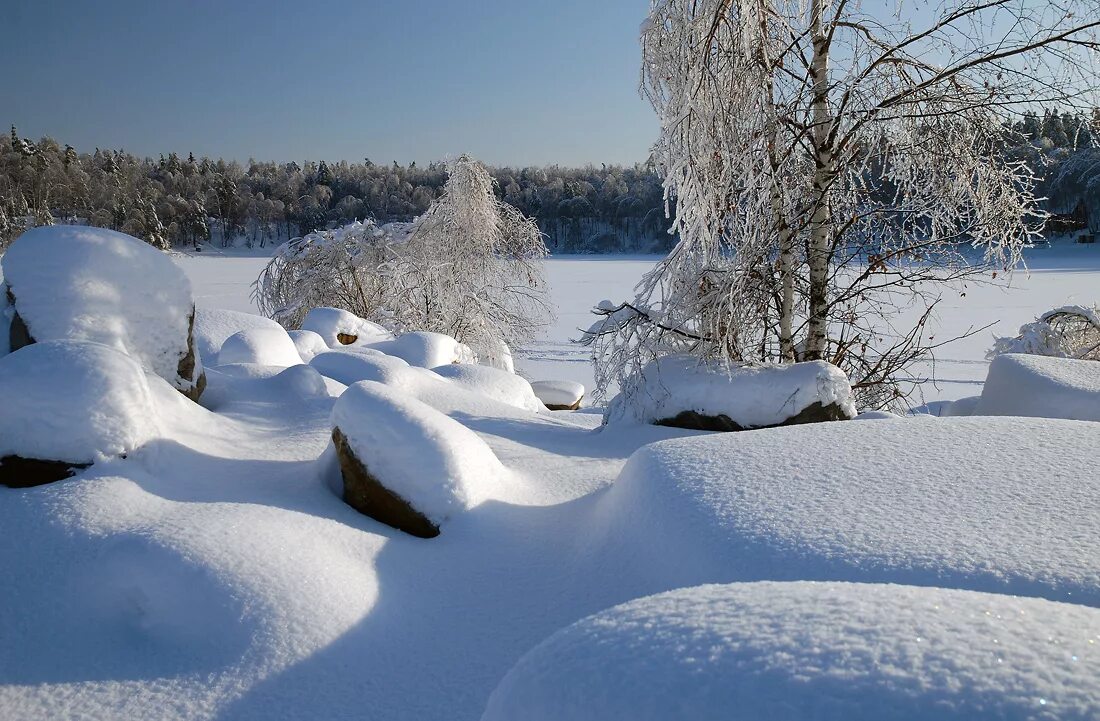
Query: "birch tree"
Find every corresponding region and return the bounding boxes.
[586,0,1099,408]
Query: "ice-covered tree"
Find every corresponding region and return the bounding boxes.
[585,0,1099,408]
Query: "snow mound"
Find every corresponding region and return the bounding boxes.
[0,340,159,464]
[216,328,303,368]
[977,353,1100,421]
[201,363,333,411]
[433,364,544,412]
[483,581,1100,721]
[531,380,585,409]
[597,416,1100,605]
[192,308,284,362]
[288,329,329,362]
[310,347,417,387]
[330,381,508,523]
[301,306,393,347]
[368,330,475,368]
[1,225,202,394]
[604,355,856,428]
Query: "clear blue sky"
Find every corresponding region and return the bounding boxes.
[2,0,657,167]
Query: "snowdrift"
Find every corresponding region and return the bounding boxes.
[217,327,303,368]
[192,308,285,363]
[977,353,1100,421]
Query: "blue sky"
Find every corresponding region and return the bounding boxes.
[2,0,657,167]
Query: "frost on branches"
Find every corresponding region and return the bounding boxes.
[254,156,550,366]
[585,0,1098,409]
[989,305,1100,361]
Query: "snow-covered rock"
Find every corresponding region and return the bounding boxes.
[604,355,856,429]
[0,341,159,485]
[1,226,205,398]
[301,306,393,347]
[216,328,303,368]
[434,364,544,413]
[483,582,1100,721]
[976,353,1100,421]
[192,308,284,363]
[596,416,1100,606]
[310,347,417,387]
[200,363,333,411]
[368,330,475,368]
[530,380,585,410]
[330,381,507,537]
[288,329,329,363]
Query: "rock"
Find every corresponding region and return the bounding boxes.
[531,380,585,411]
[331,427,440,539]
[0,455,90,489]
[336,332,358,345]
[655,400,853,432]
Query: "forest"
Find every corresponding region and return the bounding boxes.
[1,108,1097,255]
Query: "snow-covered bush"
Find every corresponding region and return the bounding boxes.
[253,156,550,366]
[988,305,1100,361]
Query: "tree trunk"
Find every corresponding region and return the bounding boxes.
[805,0,834,361]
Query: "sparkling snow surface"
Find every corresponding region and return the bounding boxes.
[483,582,1100,721]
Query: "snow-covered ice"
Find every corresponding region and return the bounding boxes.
[977,353,1100,421]
[484,581,1100,721]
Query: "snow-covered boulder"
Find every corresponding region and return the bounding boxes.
[310,347,415,387]
[482,582,1100,721]
[330,381,506,538]
[368,331,476,369]
[192,308,285,363]
[288,329,329,363]
[0,341,159,487]
[433,364,543,412]
[200,363,333,411]
[301,307,393,347]
[530,380,585,410]
[1,226,205,400]
[604,355,856,430]
[596,416,1100,606]
[216,328,303,368]
[976,353,1100,421]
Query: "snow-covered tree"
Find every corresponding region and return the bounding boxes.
[585,0,1099,408]
[989,305,1100,361]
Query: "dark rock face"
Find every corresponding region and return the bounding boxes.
[177,308,206,402]
[654,400,852,432]
[0,455,90,488]
[332,427,440,539]
[336,333,358,345]
[544,400,582,411]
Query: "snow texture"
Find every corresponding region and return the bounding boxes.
[597,416,1100,606]
[368,330,476,368]
[330,380,508,523]
[192,308,285,363]
[433,363,544,412]
[288,329,329,362]
[530,380,585,408]
[0,340,159,463]
[977,353,1100,421]
[301,306,393,347]
[216,328,303,368]
[1,226,201,392]
[604,355,856,427]
[483,581,1100,721]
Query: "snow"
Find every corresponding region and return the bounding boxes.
[433,363,544,413]
[301,306,393,347]
[530,380,585,408]
[200,363,335,411]
[310,346,417,387]
[287,329,329,362]
[976,353,1100,421]
[596,416,1100,606]
[368,330,475,368]
[604,355,856,427]
[0,340,159,463]
[192,308,285,362]
[2,226,202,393]
[330,380,509,523]
[0,274,9,358]
[483,581,1100,721]
[215,327,303,368]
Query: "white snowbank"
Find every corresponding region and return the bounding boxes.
[216,327,303,368]
[0,341,159,463]
[201,363,333,411]
[369,330,475,368]
[288,329,329,362]
[1,226,202,393]
[604,355,856,427]
[310,347,419,387]
[0,276,9,358]
[483,581,1100,721]
[330,381,508,522]
[192,308,284,362]
[976,353,1100,421]
[301,306,393,347]
[433,364,544,412]
[530,380,585,409]
[596,416,1100,605]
